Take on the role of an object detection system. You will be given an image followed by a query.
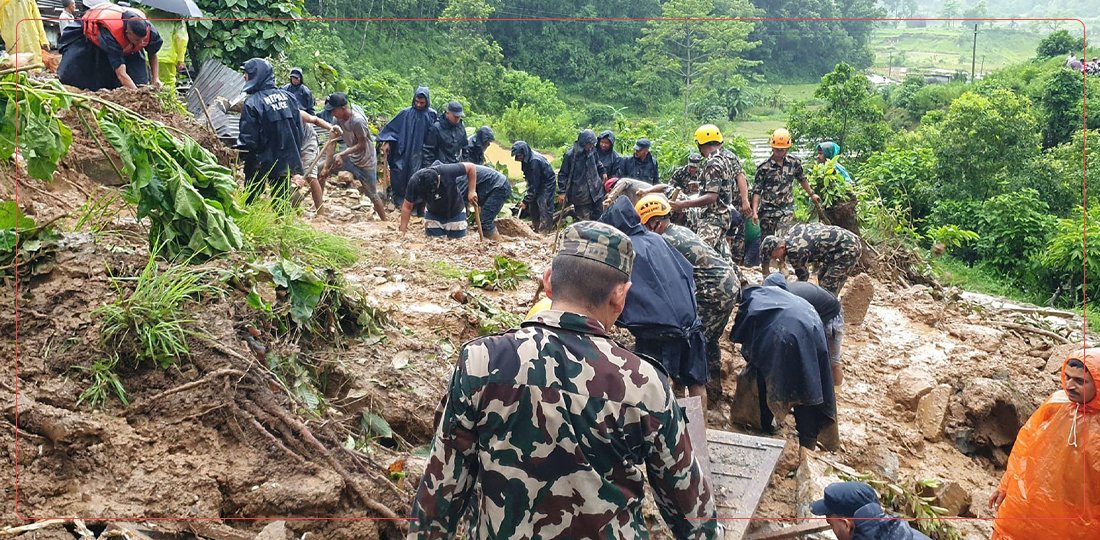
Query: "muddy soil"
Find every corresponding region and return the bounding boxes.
[4,160,1081,539]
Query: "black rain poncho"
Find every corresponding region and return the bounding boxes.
[377,86,438,205]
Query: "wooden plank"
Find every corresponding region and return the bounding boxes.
[743,522,831,540]
[677,396,711,480]
[705,429,787,540]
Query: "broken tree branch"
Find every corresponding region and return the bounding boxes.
[125,368,245,415]
[0,519,67,537]
[992,321,1070,344]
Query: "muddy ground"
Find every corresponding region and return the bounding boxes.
[1,88,1086,539]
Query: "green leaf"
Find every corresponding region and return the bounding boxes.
[361,411,393,439]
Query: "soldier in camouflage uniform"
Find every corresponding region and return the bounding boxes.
[751,128,820,262]
[760,223,862,296]
[667,153,703,231]
[671,125,751,261]
[638,194,742,407]
[409,221,718,538]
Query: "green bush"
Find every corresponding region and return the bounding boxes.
[856,147,937,223]
[1038,209,1100,306]
[974,189,1057,275]
[499,105,576,150]
[1036,30,1082,58]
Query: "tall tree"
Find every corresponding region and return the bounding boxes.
[787,63,890,159]
[439,0,504,112]
[635,0,759,117]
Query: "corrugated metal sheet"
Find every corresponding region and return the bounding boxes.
[707,429,786,540]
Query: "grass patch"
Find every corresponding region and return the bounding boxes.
[870,26,1043,73]
[933,255,1100,330]
[426,260,469,279]
[96,251,218,368]
[235,195,359,269]
[726,118,787,140]
[75,354,128,409]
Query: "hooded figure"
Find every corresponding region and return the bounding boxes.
[463,126,496,165]
[991,348,1100,539]
[238,58,304,202]
[600,196,709,400]
[559,129,607,221]
[814,142,860,235]
[282,67,315,115]
[729,277,836,449]
[512,141,556,233]
[596,130,623,179]
[377,86,438,207]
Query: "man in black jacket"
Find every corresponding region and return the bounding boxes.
[595,130,623,179]
[423,101,467,165]
[463,126,495,165]
[238,58,304,203]
[282,67,314,115]
[512,141,556,233]
[620,138,660,184]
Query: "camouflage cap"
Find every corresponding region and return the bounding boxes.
[760,235,782,257]
[688,153,703,164]
[557,221,635,276]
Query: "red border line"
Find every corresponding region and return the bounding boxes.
[8,15,1091,527]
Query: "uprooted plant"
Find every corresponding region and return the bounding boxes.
[75,354,129,409]
[0,200,62,282]
[0,74,243,260]
[836,470,962,540]
[467,255,531,291]
[95,249,220,368]
[235,194,358,269]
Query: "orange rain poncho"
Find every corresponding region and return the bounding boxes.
[992,348,1100,539]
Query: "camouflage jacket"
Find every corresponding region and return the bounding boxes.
[752,154,806,209]
[662,224,739,303]
[699,147,744,225]
[783,223,861,277]
[668,165,701,195]
[409,310,718,539]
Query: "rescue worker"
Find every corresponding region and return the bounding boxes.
[988,348,1100,540]
[512,140,557,233]
[401,161,511,240]
[600,196,710,413]
[378,86,437,208]
[398,164,475,239]
[815,141,860,234]
[667,153,704,231]
[763,273,844,387]
[620,138,659,184]
[812,482,932,540]
[462,125,495,165]
[237,58,303,203]
[670,124,751,261]
[409,221,717,537]
[422,100,466,165]
[319,93,386,221]
[729,277,836,449]
[57,2,163,91]
[292,110,340,212]
[0,0,49,66]
[603,177,666,208]
[637,194,740,407]
[761,223,862,296]
[596,130,623,179]
[147,8,187,88]
[558,129,607,221]
[752,127,820,250]
[282,67,314,115]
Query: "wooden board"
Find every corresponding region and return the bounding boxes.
[707,429,787,540]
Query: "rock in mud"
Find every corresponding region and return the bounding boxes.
[947,378,1034,457]
[917,384,952,441]
[891,367,936,410]
[946,323,1005,353]
[1045,342,1093,374]
[922,480,972,517]
[841,273,874,325]
[255,521,289,540]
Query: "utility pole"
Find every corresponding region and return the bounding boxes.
[888,51,893,78]
[971,23,978,83]
[980,55,986,79]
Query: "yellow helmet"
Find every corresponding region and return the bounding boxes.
[694,124,723,145]
[635,193,672,224]
[769,128,792,149]
[526,297,553,320]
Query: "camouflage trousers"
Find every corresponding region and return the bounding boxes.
[758,204,794,239]
[700,291,737,406]
[814,243,862,295]
[696,217,731,260]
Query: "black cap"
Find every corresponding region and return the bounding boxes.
[810,482,879,518]
[324,93,348,112]
[634,138,651,151]
[447,101,464,117]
